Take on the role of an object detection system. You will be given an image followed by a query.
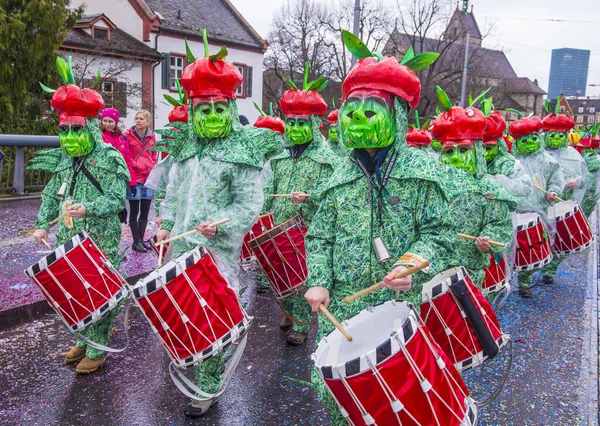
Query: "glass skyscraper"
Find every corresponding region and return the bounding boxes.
[548,48,590,100]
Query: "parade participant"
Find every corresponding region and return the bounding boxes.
[30,56,129,374]
[481,102,531,199]
[153,33,277,418]
[406,126,432,150]
[432,87,516,287]
[253,102,285,135]
[261,65,338,346]
[303,32,448,425]
[326,108,348,157]
[542,106,590,284]
[509,114,564,297]
[576,128,600,216]
[428,116,442,159]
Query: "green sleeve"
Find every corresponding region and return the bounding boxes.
[161,163,181,232]
[35,173,62,231]
[305,190,337,291]
[262,162,275,213]
[481,199,514,254]
[85,171,127,218]
[301,162,334,222]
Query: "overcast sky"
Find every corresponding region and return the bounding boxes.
[230,0,600,98]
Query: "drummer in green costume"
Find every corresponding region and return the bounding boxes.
[303,32,450,425]
[154,33,279,418]
[31,56,129,375]
[326,108,349,157]
[576,132,600,216]
[261,65,338,346]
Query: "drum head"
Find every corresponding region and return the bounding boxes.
[548,200,578,219]
[516,212,540,227]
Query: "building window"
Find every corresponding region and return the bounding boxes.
[94,28,108,40]
[559,106,565,113]
[236,64,246,98]
[578,107,584,113]
[100,80,116,107]
[170,55,184,91]
[590,107,596,113]
[589,115,595,123]
[576,116,584,123]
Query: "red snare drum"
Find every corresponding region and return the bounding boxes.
[550,201,594,255]
[25,231,127,333]
[482,253,509,295]
[249,215,307,300]
[421,267,508,372]
[240,212,275,262]
[513,213,553,271]
[130,246,251,368]
[312,300,478,426]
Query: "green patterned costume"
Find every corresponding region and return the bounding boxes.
[327,137,349,158]
[262,117,338,334]
[581,148,600,216]
[487,138,532,200]
[30,118,129,360]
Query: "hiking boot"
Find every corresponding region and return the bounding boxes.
[518,288,533,298]
[279,317,293,331]
[62,346,86,363]
[184,398,217,418]
[76,356,106,374]
[542,276,554,285]
[286,331,308,346]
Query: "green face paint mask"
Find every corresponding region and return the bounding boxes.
[545,130,567,149]
[484,143,499,164]
[285,117,313,145]
[441,144,477,175]
[328,125,339,143]
[340,97,396,149]
[431,140,442,151]
[58,125,94,157]
[516,133,541,154]
[192,101,232,139]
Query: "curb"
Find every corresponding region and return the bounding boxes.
[0,271,149,332]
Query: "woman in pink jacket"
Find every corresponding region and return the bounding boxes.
[123,110,157,253]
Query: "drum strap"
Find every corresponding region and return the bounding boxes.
[168,333,249,401]
[74,298,131,353]
[68,157,104,198]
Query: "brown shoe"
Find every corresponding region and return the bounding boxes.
[286,331,308,346]
[518,288,533,298]
[76,356,106,374]
[61,346,86,363]
[279,317,293,331]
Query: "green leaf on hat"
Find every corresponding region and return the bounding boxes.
[544,100,552,114]
[184,38,196,63]
[303,62,309,91]
[422,119,431,130]
[403,52,440,73]
[56,56,70,85]
[506,108,524,118]
[175,79,185,104]
[209,46,228,61]
[400,46,414,65]
[436,86,453,111]
[468,92,473,107]
[414,110,420,129]
[67,56,76,85]
[269,102,274,117]
[469,88,490,108]
[202,28,209,58]
[342,29,373,60]
[527,111,534,118]
[163,94,180,107]
[39,82,56,93]
[554,101,561,116]
[253,101,266,116]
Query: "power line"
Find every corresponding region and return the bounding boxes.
[488,36,600,56]
[480,15,600,24]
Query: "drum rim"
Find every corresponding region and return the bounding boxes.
[515,212,542,231]
[25,231,90,277]
[248,215,305,248]
[548,199,580,220]
[312,300,420,379]
[421,266,468,303]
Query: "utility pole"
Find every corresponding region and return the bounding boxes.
[459,31,470,107]
[351,0,361,67]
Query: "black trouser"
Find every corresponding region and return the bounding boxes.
[128,199,152,243]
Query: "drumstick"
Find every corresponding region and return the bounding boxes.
[343,261,430,304]
[269,193,312,198]
[456,233,506,247]
[319,304,352,342]
[40,238,52,249]
[155,218,231,246]
[532,184,564,202]
[48,213,69,226]
[157,243,164,268]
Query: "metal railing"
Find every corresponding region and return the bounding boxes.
[0,135,59,195]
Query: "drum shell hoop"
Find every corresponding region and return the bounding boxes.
[248,215,306,249]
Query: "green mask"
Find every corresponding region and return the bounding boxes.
[484,143,499,164]
[285,117,313,145]
[431,140,442,151]
[340,97,396,149]
[192,101,232,139]
[441,144,477,175]
[516,133,541,154]
[58,125,94,157]
[545,130,567,149]
[328,125,339,143]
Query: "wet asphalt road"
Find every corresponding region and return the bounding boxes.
[0,226,598,425]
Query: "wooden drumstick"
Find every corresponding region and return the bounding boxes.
[40,238,52,249]
[532,184,564,202]
[48,213,69,226]
[155,218,231,246]
[157,243,164,268]
[343,261,430,304]
[456,233,506,247]
[319,304,352,342]
[269,193,311,198]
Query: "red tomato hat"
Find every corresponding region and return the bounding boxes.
[406,128,432,147]
[508,116,543,139]
[542,113,576,132]
[181,58,243,100]
[341,56,421,110]
[327,109,339,124]
[168,104,189,123]
[431,106,486,146]
[483,111,507,145]
[280,90,328,117]
[576,136,600,154]
[254,115,285,135]
[51,84,105,125]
